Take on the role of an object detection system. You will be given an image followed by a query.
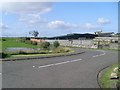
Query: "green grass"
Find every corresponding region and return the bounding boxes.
[8,50,74,58]
[100,64,119,88]
[1,38,74,58]
[10,50,74,58]
[2,38,40,50]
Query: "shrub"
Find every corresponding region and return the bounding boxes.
[32,41,38,45]
[0,52,2,58]
[39,51,47,54]
[53,47,70,53]
[64,47,71,52]
[1,52,10,58]
[2,39,6,41]
[18,50,27,54]
[53,41,60,48]
[40,42,50,49]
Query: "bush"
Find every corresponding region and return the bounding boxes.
[53,47,70,53]
[40,42,50,49]
[2,39,6,41]
[32,41,37,45]
[53,41,60,48]
[64,47,71,52]
[39,51,47,54]
[1,52,11,58]
[18,50,27,54]
[19,38,38,46]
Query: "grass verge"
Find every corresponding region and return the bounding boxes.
[10,50,74,58]
[100,64,119,88]
[2,46,74,58]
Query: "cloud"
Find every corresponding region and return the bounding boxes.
[47,20,78,29]
[0,23,8,30]
[97,17,111,25]
[47,20,100,31]
[2,2,53,15]
[19,14,47,26]
[2,2,53,26]
[81,23,100,30]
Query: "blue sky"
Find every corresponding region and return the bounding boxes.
[0,2,118,37]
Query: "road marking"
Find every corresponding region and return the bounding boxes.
[93,55,99,57]
[93,51,106,58]
[32,66,35,68]
[38,58,82,69]
[39,64,55,68]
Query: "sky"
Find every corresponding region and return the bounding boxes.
[0,2,118,37]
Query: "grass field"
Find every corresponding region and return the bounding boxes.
[1,38,73,58]
[1,38,40,51]
[100,64,119,88]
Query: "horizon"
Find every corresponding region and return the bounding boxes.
[0,32,117,38]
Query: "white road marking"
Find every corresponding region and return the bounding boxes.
[32,66,35,68]
[93,55,98,57]
[39,64,55,68]
[93,51,106,58]
[38,59,82,69]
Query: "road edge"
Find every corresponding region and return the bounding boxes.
[97,65,110,88]
[97,64,119,89]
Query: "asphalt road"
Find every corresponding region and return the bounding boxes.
[2,49,118,88]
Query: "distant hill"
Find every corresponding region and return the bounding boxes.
[18,33,98,40]
[47,33,98,40]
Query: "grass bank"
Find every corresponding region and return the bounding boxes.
[100,64,119,88]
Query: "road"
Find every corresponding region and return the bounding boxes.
[2,49,118,88]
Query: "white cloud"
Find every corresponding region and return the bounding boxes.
[97,17,110,25]
[81,23,99,30]
[2,2,53,26]
[47,20,78,29]
[0,23,8,37]
[2,2,53,15]
[47,20,100,31]
[19,14,47,26]
[0,23,8,30]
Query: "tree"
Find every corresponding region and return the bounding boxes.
[53,41,60,48]
[29,30,39,37]
[40,42,50,49]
